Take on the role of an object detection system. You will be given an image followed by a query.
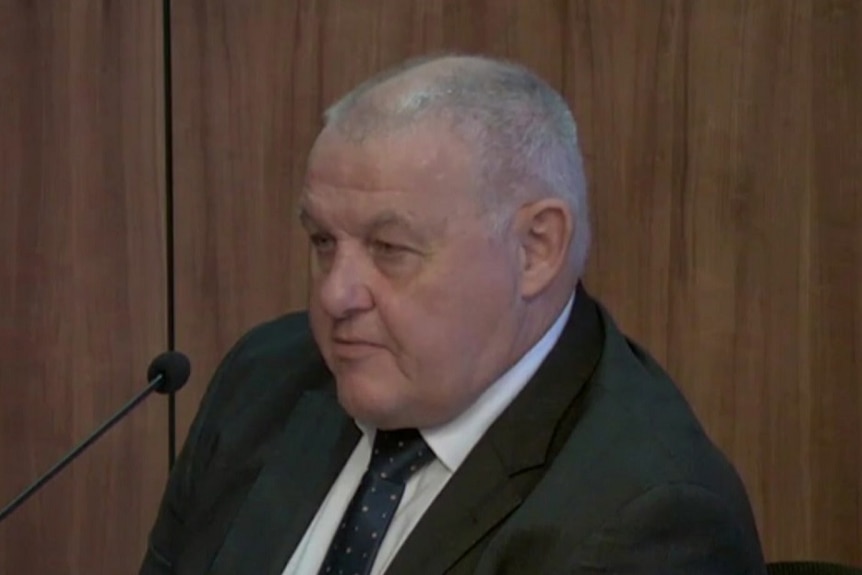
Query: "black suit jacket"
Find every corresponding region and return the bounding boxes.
[140,286,766,574]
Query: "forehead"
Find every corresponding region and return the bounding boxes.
[302,123,477,208]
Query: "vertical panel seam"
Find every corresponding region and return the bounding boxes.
[161,0,177,471]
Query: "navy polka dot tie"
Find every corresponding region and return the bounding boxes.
[317,428,435,575]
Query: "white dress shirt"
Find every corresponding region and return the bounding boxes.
[282,295,574,574]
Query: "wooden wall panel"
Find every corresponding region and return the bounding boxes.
[808,0,862,557]
[0,2,167,573]
[170,0,861,564]
[169,0,317,438]
[569,0,862,561]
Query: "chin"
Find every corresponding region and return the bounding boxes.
[342,399,409,430]
[334,374,405,428]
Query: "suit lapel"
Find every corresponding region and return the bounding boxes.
[386,285,605,575]
[383,434,525,575]
[208,387,360,575]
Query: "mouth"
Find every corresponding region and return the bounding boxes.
[332,336,380,345]
[331,338,384,358]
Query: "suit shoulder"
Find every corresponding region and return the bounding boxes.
[228,310,317,363]
[511,304,764,563]
[191,311,331,444]
[213,309,327,395]
[591,314,739,488]
[571,306,760,537]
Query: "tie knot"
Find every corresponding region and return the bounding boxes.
[368,428,434,484]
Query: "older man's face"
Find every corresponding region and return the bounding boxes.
[300,123,525,430]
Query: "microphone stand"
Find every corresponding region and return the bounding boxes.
[0,373,167,522]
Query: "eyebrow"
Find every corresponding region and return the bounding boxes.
[298,207,431,244]
[366,211,419,234]
[298,207,318,230]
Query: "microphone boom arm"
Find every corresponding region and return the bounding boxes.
[0,373,165,522]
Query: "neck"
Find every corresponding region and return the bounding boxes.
[507,283,575,371]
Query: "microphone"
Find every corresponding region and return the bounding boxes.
[0,351,191,523]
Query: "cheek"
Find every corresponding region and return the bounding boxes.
[308,297,332,347]
[379,283,506,371]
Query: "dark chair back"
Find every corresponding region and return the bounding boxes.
[767,562,862,575]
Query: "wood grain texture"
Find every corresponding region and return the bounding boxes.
[0,1,168,573]
[567,0,861,562]
[169,0,318,439]
[170,0,862,564]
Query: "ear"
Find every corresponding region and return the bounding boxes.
[513,198,574,299]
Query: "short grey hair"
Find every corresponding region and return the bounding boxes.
[323,54,592,277]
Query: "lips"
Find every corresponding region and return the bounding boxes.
[331,337,384,359]
[332,336,380,346]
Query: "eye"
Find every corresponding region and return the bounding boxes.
[309,233,336,252]
[370,240,406,258]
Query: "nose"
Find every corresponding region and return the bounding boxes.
[316,249,374,319]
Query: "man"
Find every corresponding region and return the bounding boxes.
[140,54,766,574]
